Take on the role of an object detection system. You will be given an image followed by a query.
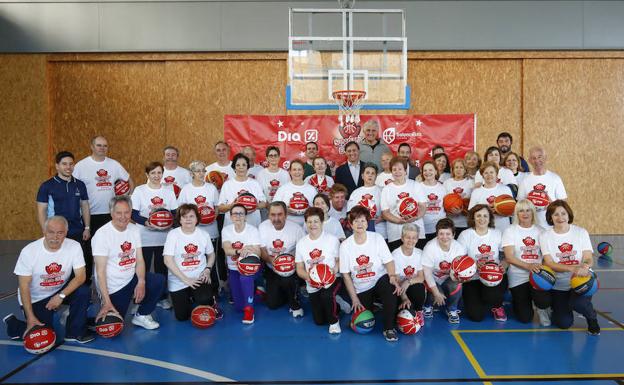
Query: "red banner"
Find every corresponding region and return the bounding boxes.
[224,114,475,169]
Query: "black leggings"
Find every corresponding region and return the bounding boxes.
[400,282,426,312]
[462,275,508,322]
[551,289,597,329]
[357,274,398,330]
[509,281,551,323]
[169,282,215,321]
[309,280,342,325]
[264,268,300,310]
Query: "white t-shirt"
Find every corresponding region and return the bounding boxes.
[91,222,143,295]
[392,246,423,281]
[339,232,393,293]
[259,220,305,272]
[221,223,263,271]
[163,227,213,292]
[273,182,317,227]
[295,232,340,293]
[303,217,346,240]
[458,228,502,281]
[205,162,235,189]
[539,225,592,291]
[421,239,467,285]
[256,168,291,203]
[177,182,219,240]
[474,167,518,187]
[375,172,394,188]
[515,172,528,186]
[380,180,426,242]
[517,171,567,228]
[131,184,178,247]
[73,156,130,215]
[304,174,335,195]
[502,224,544,288]
[468,184,513,233]
[218,178,266,227]
[347,185,387,239]
[14,238,85,305]
[162,166,192,192]
[443,177,474,228]
[438,172,451,183]
[420,182,447,235]
[248,165,264,179]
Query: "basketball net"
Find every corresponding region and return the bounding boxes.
[332,90,366,138]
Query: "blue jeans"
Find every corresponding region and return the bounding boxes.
[551,289,597,329]
[108,274,165,317]
[424,277,462,311]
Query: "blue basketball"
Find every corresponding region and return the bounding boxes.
[597,242,613,257]
[570,270,599,297]
[529,266,556,291]
[350,309,375,334]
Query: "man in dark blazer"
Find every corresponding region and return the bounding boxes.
[398,143,420,180]
[334,141,365,198]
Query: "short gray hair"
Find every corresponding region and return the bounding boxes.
[44,216,68,230]
[401,223,419,238]
[109,195,132,212]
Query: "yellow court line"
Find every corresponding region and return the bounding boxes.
[455,327,622,333]
[450,330,492,385]
[484,373,624,379]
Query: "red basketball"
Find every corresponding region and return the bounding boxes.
[236,192,258,213]
[443,193,464,213]
[95,312,124,338]
[273,253,296,277]
[309,175,329,193]
[114,179,130,196]
[308,263,336,289]
[451,254,477,282]
[206,171,225,190]
[191,305,217,328]
[479,262,504,287]
[357,197,377,218]
[23,325,56,355]
[493,194,516,217]
[462,197,470,213]
[149,209,174,230]
[237,254,262,276]
[527,190,550,209]
[398,196,419,219]
[396,309,421,335]
[198,205,217,225]
[289,192,309,215]
[173,184,181,199]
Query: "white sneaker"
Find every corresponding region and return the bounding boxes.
[157,298,172,310]
[328,321,341,334]
[289,308,304,318]
[335,295,351,314]
[132,314,160,330]
[537,307,552,327]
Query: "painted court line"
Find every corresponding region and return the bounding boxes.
[0,340,235,383]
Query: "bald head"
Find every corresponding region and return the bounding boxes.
[528,146,547,173]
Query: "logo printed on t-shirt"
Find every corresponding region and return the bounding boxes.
[434,260,451,278]
[307,248,325,266]
[426,193,441,213]
[118,241,137,267]
[556,242,578,265]
[403,265,415,278]
[181,243,201,267]
[521,237,539,261]
[95,168,112,188]
[355,255,375,279]
[40,262,65,287]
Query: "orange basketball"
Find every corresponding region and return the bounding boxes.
[493,194,516,217]
[443,193,464,213]
[206,171,225,190]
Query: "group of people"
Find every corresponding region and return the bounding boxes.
[4,123,600,345]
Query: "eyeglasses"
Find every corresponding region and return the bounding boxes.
[231,212,246,216]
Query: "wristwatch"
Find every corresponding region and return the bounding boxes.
[58,293,66,299]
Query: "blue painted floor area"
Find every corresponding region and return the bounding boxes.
[0,261,622,384]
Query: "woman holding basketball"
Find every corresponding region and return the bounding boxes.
[295,207,342,334]
[221,203,263,324]
[304,156,335,195]
[273,160,317,227]
[419,161,447,243]
[256,146,291,204]
[443,158,473,236]
[468,161,514,232]
[340,206,401,342]
[458,204,507,322]
[347,163,386,240]
[393,224,426,323]
[163,204,219,321]
[540,200,600,335]
[502,199,551,325]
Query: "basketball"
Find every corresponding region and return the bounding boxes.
[23,325,56,355]
[570,270,599,297]
[451,255,477,282]
[597,242,613,257]
[308,263,336,289]
[357,197,377,218]
[198,205,217,225]
[236,192,258,213]
[350,309,375,334]
[398,196,419,219]
[478,262,504,287]
[443,193,464,213]
[396,309,421,335]
[95,312,124,338]
[114,179,130,196]
[206,170,225,190]
[191,305,217,328]
[237,254,262,276]
[493,194,516,217]
[289,192,309,215]
[273,253,296,277]
[529,266,556,291]
[148,208,174,230]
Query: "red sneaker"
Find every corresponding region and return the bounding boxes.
[492,306,507,322]
[242,306,255,324]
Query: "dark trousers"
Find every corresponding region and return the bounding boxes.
[551,289,597,329]
[264,268,300,310]
[8,284,90,339]
[208,238,224,293]
[424,277,463,310]
[357,274,398,330]
[83,213,111,282]
[214,214,229,289]
[143,246,166,299]
[109,274,165,317]
[309,280,342,325]
[169,282,215,321]
[510,281,552,323]
[401,282,426,312]
[462,276,508,322]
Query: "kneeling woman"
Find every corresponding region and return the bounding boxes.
[393,224,426,322]
[295,207,341,333]
[163,204,218,321]
[540,200,600,335]
[340,206,401,342]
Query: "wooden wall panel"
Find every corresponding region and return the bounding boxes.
[0,55,48,239]
[524,59,624,234]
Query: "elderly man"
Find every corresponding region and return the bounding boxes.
[242,146,264,179]
[4,216,93,343]
[162,145,191,195]
[359,120,390,170]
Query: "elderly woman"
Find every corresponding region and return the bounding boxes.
[256,146,291,204]
[347,163,386,240]
[306,193,346,241]
[375,152,394,187]
[474,146,517,188]
[540,200,600,335]
[468,161,514,233]
[443,158,473,235]
[304,156,335,195]
[419,160,447,243]
[273,159,318,227]
[464,151,481,178]
[393,224,426,323]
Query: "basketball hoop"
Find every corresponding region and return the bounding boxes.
[332,90,366,137]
